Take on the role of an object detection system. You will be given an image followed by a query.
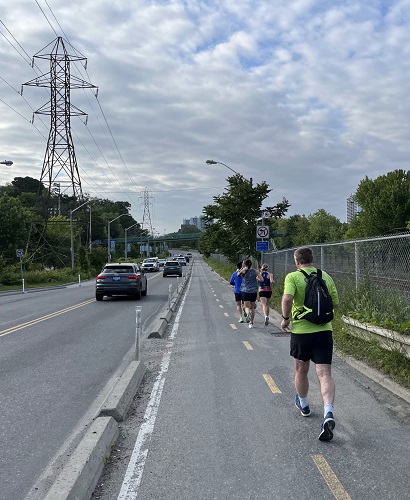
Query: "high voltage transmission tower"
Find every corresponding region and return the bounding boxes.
[22,36,97,266]
[140,188,154,235]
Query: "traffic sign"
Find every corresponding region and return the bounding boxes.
[256,225,269,239]
[256,241,269,252]
[262,211,270,219]
[16,249,24,258]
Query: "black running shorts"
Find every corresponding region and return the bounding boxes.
[258,291,272,299]
[290,330,333,364]
[242,292,257,302]
[234,293,243,302]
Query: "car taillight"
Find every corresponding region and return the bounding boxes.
[96,275,107,280]
[126,275,139,280]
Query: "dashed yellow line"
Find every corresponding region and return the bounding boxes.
[0,299,95,338]
[224,313,229,317]
[263,374,282,394]
[243,341,253,350]
[312,455,351,499]
[230,324,237,330]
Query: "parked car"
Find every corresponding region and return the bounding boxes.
[163,260,182,277]
[141,257,160,272]
[95,263,148,301]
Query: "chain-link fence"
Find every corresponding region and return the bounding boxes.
[212,232,410,295]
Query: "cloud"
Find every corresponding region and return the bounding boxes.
[1,0,410,233]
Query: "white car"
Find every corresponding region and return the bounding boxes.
[141,258,160,272]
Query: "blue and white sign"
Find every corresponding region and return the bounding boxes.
[110,239,116,252]
[256,241,269,252]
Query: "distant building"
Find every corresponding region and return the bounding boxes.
[182,216,205,231]
[346,194,360,223]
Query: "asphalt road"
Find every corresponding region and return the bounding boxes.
[92,257,410,500]
[0,269,184,500]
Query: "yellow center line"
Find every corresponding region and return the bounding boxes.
[0,299,95,338]
[230,324,237,330]
[311,455,351,499]
[263,374,282,394]
[243,341,253,350]
[224,313,229,317]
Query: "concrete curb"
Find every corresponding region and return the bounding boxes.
[44,416,118,500]
[99,360,146,421]
[147,267,192,339]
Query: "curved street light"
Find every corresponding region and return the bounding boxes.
[206,159,239,175]
[0,160,13,166]
[70,200,91,270]
[108,213,129,263]
[206,159,252,186]
[124,222,140,260]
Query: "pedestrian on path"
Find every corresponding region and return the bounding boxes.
[230,262,246,323]
[237,259,262,329]
[258,263,274,326]
[281,247,339,441]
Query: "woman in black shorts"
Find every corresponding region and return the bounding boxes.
[258,264,274,326]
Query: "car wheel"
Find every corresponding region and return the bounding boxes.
[134,288,142,300]
[95,292,104,301]
[142,284,147,296]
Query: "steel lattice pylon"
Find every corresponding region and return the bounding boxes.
[23,36,96,202]
[22,37,97,266]
[141,187,154,234]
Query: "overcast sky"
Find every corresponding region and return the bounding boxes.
[1,0,409,233]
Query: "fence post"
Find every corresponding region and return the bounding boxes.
[355,241,359,292]
[168,284,172,309]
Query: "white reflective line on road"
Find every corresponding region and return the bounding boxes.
[219,305,223,308]
[117,275,192,500]
[224,313,229,317]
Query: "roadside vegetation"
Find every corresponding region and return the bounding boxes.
[205,257,410,390]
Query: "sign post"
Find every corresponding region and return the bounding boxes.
[16,249,25,293]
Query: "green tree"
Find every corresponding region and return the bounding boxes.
[308,209,346,243]
[0,197,32,260]
[346,169,410,238]
[202,175,289,262]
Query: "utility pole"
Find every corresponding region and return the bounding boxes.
[22,37,97,266]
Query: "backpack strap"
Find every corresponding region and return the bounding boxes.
[298,268,322,279]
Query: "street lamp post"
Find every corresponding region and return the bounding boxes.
[0,160,13,166]
[125,222,139,260]
[206,159,252,186]
[70,200,91,270]
[108,213,128,263]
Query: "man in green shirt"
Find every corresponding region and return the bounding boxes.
[281,247,339,441]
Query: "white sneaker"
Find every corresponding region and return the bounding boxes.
[249,323,253,329]
[264,316,269,326]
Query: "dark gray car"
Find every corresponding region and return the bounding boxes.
[163,260,182,277]
[95,263,148,300]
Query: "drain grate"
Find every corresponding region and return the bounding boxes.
[271,330,291,337]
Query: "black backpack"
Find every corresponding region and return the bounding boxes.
[295,268,334,325]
